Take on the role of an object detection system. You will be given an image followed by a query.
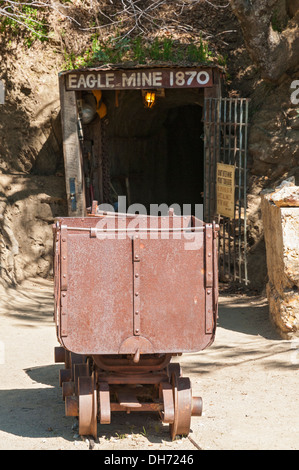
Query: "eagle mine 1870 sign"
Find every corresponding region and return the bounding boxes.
[64,67,214,90]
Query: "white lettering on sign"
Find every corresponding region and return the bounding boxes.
[86,74,97,88]
[197,71,210,85]
[291,80,299,105]
[106,73,115,88]
[122,73,136,87]
[66,69,212,90]
[152,71,162,87]
[121,71,163,87]
[169,70,210,86]
[0,80,5,104]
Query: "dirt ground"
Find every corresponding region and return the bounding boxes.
[0,278,298,451]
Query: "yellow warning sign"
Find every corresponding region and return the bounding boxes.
[216,163,235,219]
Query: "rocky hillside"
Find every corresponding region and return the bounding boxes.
[0,1,298,288]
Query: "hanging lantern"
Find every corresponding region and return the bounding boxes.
[144,91,156,108]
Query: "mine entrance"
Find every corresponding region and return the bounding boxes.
[59,65,221,219]
[99,88,205,216]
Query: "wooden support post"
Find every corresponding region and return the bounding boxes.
[59,74,86,216]
[203,69,222,222]
[83,118,104,205]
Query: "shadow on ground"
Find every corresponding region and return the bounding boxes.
[0,278,54,326]
[218,295,280,340]
[0,364,171,445]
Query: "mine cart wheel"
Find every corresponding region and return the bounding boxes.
[169,374,192,441]
[99,382,111,424]
[78,372,97,439]
[159,382,174,424]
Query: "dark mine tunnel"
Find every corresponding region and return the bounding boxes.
[82,88,205,215]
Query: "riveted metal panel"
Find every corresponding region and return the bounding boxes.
[53,213,218,355]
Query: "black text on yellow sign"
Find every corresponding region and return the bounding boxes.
[216,163,235,219]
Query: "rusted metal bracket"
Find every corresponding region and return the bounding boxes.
[205,224,214,334]
[61,291,68,337]
[69,177,77,212]
[60,225,68,337]
[205,224,213,288]
[60,225,68,291]
[132,235,141,337]
[213,221,219,323]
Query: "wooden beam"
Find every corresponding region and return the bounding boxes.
[59,75,86,216]
[204,68,222,100]
[203,70,222,222]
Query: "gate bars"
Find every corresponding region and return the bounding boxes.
[203,98,249,285]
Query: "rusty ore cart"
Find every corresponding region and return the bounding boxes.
[53,208,218,440]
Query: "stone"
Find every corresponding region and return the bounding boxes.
[261,187,299,338]
[270,184,299,207]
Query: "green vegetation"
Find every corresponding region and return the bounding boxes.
[0,4,226,70]
[62,34,216,70]
[0,4,49,47]
[271,9,288,33]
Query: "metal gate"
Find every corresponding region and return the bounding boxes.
[203,97,249,285]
